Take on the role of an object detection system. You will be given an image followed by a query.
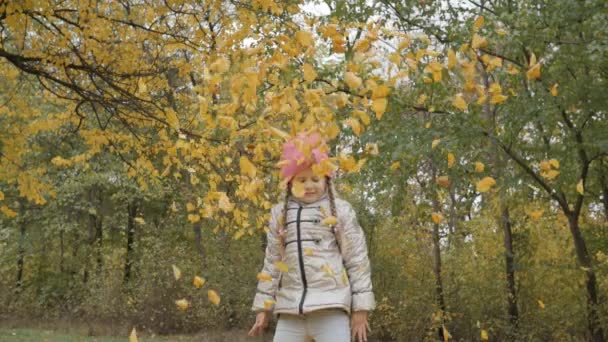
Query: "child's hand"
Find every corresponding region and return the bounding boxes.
[351,311,370,342]
[247,311,270,336]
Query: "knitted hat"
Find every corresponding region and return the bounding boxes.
[279,131,334,180]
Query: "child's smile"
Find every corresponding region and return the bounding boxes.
[292,167,327,203]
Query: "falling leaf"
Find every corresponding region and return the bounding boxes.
[551,83,558,96]
[481,329,489,341]
[473,16,485,31]
[436,176,450,188]
[208,289,221,305]
[291,182,305,198]
[576,180,584,195]
[0,206,17,218]
[274,261,289,273]
[490,94,508,104]
[240,156,257,178]
[134,217,145,225]
[257,273,273,282]
[129,327,138,342]
[471,34,488,49]
[548,159,560,169]
[528,209,544,221]
[322,216,337,226]
[476,177,496,192]
[193,276,206,288]
[452,95,468,111]
[172,265,182,280]
[526,54,541,80]
[175,298,190,311]
[187,214,200,223]
[264,299,276,310]
[340,156,366,173]
[447,153,455,168]
[391,162,401,170]
[431,212,444,224]
[371,98,388,119]
[302,63,317,82]
[432,139,441,149]
[541,170,560,180]
[474,162,485,173]
[537,299,545,309]
[443,325,451,342]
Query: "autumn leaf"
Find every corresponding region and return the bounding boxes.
[365,143,379,155]
[344,72,362,89]
[0,206,17,218]
[481,329,489,341]
[273,261,289,273]
[436,176,450,188]
[295,31,313,47]
[431,212,444,224]
[528,209,544,222]
[473,16,485,31]
[134,217,145,225]
[474,162,485,173]
[292,181,305,198]
[371,98,388,119]
[193,276,206,288]
[541,170,560,180]
[240,156,257,178]
[447,153,455,168]
[476,177,496,192]
[490,94,508,104]
[471,34,488,49]
[341,269,349,285]
[340,156,366,173]
[527,53,541,80]
[257,273,273,282]
[321,264,335,277]
[345,118,363,136]
[452,95,468,111]
[187,214,200,223]
[172,265,182,280]
[208,290,221,305]
[576,180,584,195]
[432,139,441,149]
[537,299,545,309]
[390,162,401,170]
[322,216,337,226]
[304,248,315,256]
[209,57,230,73]
[175,298,190,311]
[551,83,559,96]
[0,191,4,201]
[129,328,138,342]
[302,63,317,82]
[264,299,276,310]
[447,49,456,69]
[268,126,291,140]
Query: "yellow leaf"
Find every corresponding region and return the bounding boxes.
[304,248,315,256]
[0,191,4,201]
[295,31,314,47]
[390,162,400,170]
[345,118,363,136]
[490,94,508,104]
[134,217,145,225]
[302,63,317,82]
[443,325,451,342]
[371,98,387,119]
[365,143,379,155]
[431,212,444,224]
[186,202,196,212]
[354,110,371,125]
[257,273,273,282]
[537,299,545,309]
[292,181,305,198]
[417,94,428,106]
[481,329,489,341]
[209,57,230,73]
[166,108,180,130]
[541,170,560,180]
[432,139,441,149]
[473,16,485,31]
[425,122,432,129]
[496,28,508,36]
[322,216,337,226]
[268,126,291,140]
[341,269,349,285]
[471,34,488,49]
[452,95,468,111]
[172,265,182,280]
[340,156,366,173]
[187,214,200,223]
[321,264,335,277]
[576,180,584,195]
[447,49,456,69]
[528,209,544,222]
[129,327,138,342]
[344,72,362,89]
[527,63,541,80]
[551,83,558,96]
[240,156,257,178]
[476,177,496,192]
[193,276,206,288]
[208,289,221,305]
[175,298,190,311]
[447,153,455,168]
[264,299,276,310]
[475,162,485,173]
[274,261,289,273]
[549,159,560,169]
[436,176,450,188]
[218,192,234,213]
[234,230,245,240]
[0,206,17,218]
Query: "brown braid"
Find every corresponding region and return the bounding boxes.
[278,183,291,257]
[326,177,342,253]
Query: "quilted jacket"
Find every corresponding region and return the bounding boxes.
[252,192,375,315]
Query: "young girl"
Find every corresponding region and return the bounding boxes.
[248,131,375,342]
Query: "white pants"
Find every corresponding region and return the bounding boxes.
[273,309,350,342]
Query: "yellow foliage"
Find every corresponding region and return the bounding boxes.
[476,177,496,192]
[208,290,221,305]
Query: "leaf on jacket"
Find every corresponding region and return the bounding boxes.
[257,273,273,282]
[274,261,289,273]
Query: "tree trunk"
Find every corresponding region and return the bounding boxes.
[193,221,207,271]
[567,214,604,341]
[124,200,138,283]
[429,162,447,340]
[15,203,26,291]
[502,206,518,329]
[59,227,65,273]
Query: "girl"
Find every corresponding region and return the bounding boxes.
[248,131,375,342]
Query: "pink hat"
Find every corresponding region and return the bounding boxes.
[279,131,332,180]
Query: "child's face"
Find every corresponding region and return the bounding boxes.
[291,167,327,203]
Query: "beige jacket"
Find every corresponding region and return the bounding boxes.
[252,193,375,315]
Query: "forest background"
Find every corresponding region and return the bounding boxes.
[1,0,607,341]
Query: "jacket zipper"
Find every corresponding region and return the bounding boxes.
[296,206,307,314]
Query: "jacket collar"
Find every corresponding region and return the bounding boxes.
[287,189,329,207]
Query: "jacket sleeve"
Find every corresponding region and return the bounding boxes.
[338,202,376,312]
[251,205,282,312]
